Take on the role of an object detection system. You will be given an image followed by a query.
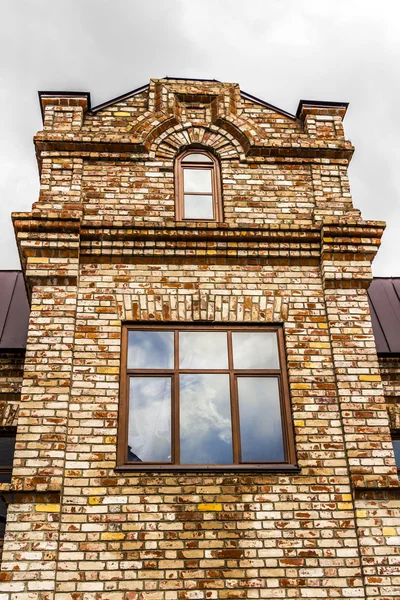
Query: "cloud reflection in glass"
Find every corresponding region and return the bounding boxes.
[128,377,171,463]
[238,377,284,462]
[180,373,232,464]
[128,330,174,369]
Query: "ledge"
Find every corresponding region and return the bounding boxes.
[115,464,301,474]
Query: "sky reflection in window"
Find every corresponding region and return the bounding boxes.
[184,194,214,219]
[180,373,232,464]
[179,331,228,369]
[184,169,212,193]
[128,377,171,463]
[182,153,213,163]
[392,439,400,468]
[127,331,174,369]
[232,331,279,369]
[238,377,284,462]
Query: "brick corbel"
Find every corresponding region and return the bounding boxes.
[321,220,385,289]
[39,91,90,131]
[12,212,81,296]
[296,99,348,141]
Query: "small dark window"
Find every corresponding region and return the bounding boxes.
[0,495,7,557]
[0,431,15,558]
[0,432,16,483]
[175,150,222,221]
[117,325,296,471]
[392,434,400,474]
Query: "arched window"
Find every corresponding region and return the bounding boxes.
[175,150,222,221]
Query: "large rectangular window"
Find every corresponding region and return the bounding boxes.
[117,325,296,471]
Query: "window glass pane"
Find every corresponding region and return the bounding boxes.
[232,331,279,369]
[238,377,284,462]
[0,435,16,467]
[184,195,213,219]
[184,169,212,193]
[179,331,228,369]
[180,374,232,464]
[128,377,171,462]
[182,153,213,163]
[393,439,400,468]
[127,331,174,369]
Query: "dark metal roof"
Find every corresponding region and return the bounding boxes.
[368,278,400,355]
[0,272,29,350]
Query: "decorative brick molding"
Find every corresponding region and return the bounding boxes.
[115,291,289,323]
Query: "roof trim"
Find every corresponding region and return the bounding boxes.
[296,99,349,118]
[240,90,297,120]
[163,76,221,82]
[91,83,149,113]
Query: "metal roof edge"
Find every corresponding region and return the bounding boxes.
[240,91,297,120]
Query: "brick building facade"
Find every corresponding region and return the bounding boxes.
[0,78,399,600]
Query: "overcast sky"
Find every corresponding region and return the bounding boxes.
[1,0,399,275]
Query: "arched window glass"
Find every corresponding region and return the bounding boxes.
[175,150,222,221]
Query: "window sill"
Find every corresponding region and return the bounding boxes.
[115,464,300,473]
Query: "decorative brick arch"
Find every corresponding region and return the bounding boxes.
[151,124,245,161]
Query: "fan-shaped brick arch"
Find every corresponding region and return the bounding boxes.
[151,124,245,161]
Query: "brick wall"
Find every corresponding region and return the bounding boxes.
[1,79,399,600]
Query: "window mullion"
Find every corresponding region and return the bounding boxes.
[227,331,240,464]
[174,330,180,465]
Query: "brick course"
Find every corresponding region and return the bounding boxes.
[1,79,399,600]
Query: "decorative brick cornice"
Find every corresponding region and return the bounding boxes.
[79,223,321,265]
[34,136,354,162]
[321,221,385,289]
[13,212,81,294]
[13,216,386,275]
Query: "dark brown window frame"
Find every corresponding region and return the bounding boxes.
[116,324,297,472]
[175,149,223,222]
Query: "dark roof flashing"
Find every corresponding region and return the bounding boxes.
[38,82,350,125]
